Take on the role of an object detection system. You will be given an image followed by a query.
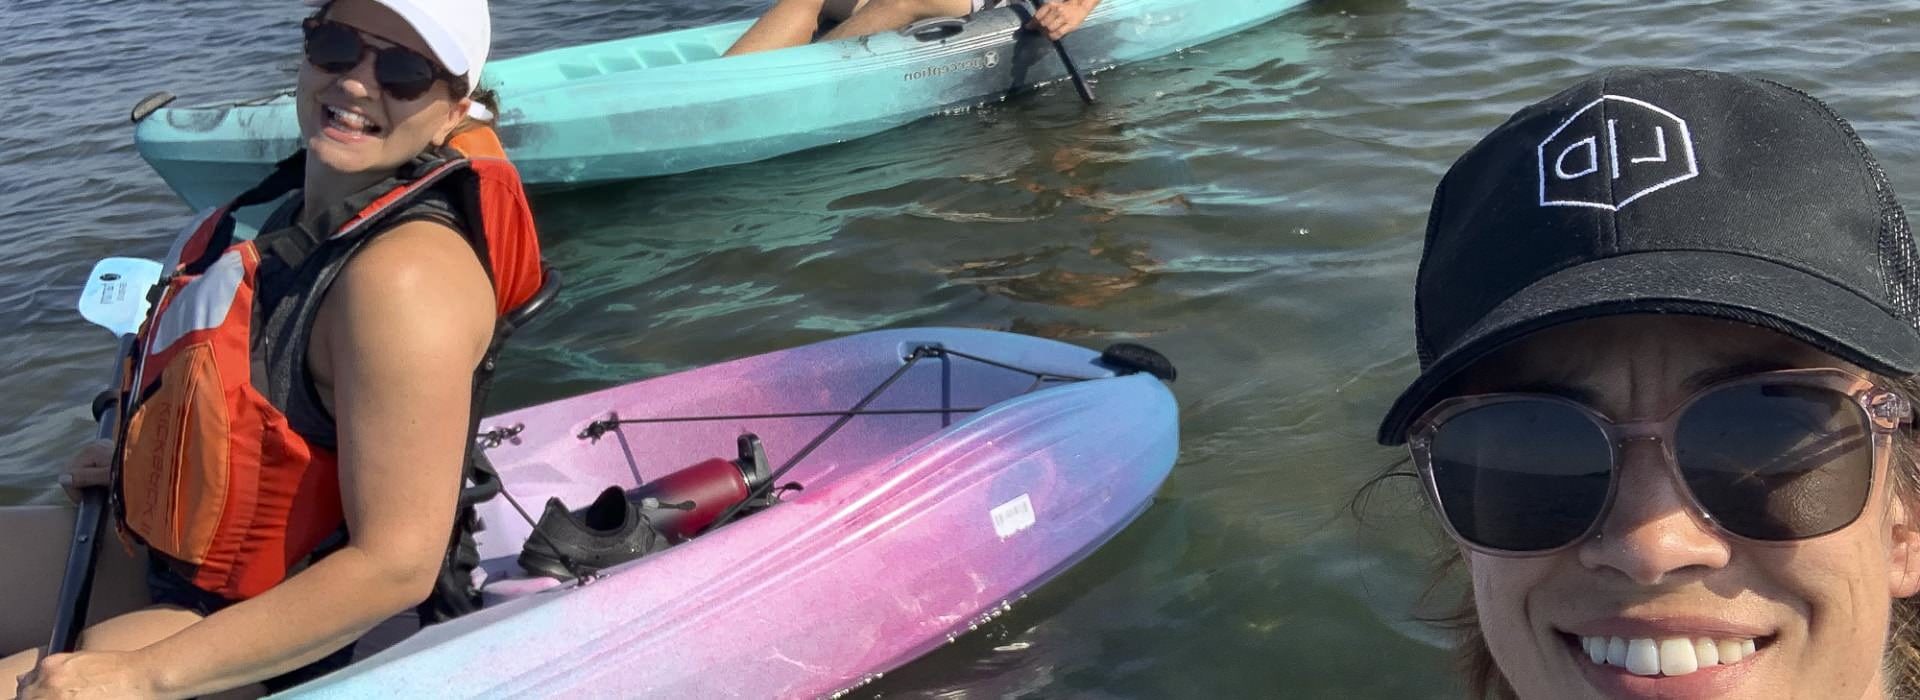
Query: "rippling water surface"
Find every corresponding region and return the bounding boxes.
[4,0,1918,695]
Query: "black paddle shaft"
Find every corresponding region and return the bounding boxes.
[1028,0,1096,103]
[46,333,135,656]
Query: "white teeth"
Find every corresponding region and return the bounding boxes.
[1577,635,1760,676]
[1626,638,1660,676]
[1659,638,1698,676]
[1693,637,1719,666]
[324,105,372,132]
[1718,638,1744,664]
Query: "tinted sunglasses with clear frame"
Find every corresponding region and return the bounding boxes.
[1406,368,1912,556]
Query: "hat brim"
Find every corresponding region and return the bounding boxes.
[1376,249,1920,444]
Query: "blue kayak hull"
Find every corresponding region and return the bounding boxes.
[133,0,1306,211]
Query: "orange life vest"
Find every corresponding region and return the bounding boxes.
[116,128,544,601]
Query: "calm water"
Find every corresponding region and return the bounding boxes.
[5,0,1919,696]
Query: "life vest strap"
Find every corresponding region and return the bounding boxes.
[416,265,558,624]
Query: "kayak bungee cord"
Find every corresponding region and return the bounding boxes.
[476,345,977,584]
[470,343,1142,586]
[705,344,951,530]
[578,407,992,433]
[471,432,597,583]
[572,348,1099,439]
[579,345,1098,534]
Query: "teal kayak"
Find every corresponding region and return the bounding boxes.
[133,0,1305,211]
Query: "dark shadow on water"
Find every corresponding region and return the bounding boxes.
[860,495,1461,698]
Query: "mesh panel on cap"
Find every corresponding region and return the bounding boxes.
[1874,164,1920,330]
[1764,79,1920,334]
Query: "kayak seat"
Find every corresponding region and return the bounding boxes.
[498,264,562,333]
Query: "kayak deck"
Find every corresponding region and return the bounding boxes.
[466,328,1111,599]
[277,328,1179,698]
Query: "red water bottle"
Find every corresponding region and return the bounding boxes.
[629,434,773,541]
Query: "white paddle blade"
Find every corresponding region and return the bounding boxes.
[78,257,164,337]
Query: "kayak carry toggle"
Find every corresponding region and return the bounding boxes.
[129,91,175,124]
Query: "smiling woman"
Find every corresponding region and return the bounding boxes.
[2,0,546,697]
[1375,67,1920,699]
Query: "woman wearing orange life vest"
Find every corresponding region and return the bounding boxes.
[4,0,544,697]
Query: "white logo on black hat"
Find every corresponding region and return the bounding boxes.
[1537,95,1698,210]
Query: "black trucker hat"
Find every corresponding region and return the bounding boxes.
[1377,67,1920,445]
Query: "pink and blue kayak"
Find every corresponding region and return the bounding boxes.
[277,327,1178,697]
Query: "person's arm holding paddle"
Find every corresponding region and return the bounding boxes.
[1029,0,1097,40]
[17,222,496,699]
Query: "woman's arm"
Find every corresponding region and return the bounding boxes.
[1032,0,1098,40]
[131,220,497,697]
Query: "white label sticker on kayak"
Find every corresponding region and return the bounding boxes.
[991,494,1036,538]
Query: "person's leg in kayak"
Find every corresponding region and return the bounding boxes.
[725,0,975,56]
[1,608,204,685]
[0,505,150,655]
[825,0,1098,42]
[818,0,973,41]
[724,0,831,57]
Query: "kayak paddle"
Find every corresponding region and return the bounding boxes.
[46,256,164,656]
[1029,0,1095,104]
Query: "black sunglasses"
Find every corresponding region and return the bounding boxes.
[301,17,460,101]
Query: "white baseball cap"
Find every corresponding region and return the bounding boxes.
[307,0,490,95]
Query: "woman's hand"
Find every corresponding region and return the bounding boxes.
[60,439,115,503]
[1031,0,1094,40]
[15,651,160,700]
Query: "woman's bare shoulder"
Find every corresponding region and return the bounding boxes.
[322,220,496,361]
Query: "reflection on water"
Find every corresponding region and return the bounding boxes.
[5,0,1918,695]
[938,234,1163,314]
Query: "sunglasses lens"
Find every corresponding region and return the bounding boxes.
[1676,382,1874,540]
[375,48,438,100]
[303,21,364,74]
[1427,400,1614,551]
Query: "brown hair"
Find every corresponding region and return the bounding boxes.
[447,86,500,141]
[1364,376,1920,698]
